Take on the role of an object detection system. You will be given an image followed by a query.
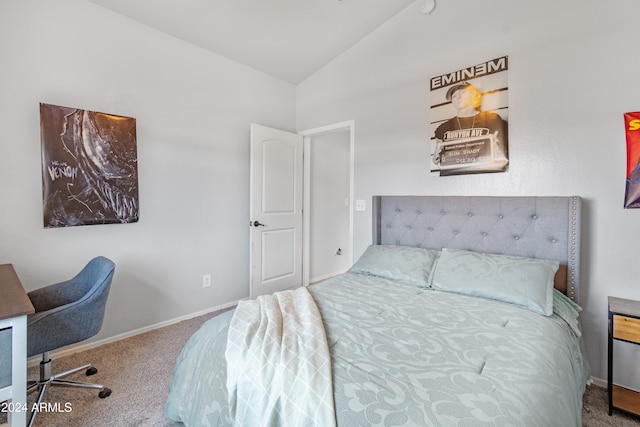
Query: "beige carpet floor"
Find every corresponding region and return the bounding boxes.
[3,309,639,426]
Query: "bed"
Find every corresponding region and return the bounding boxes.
[165,195,589,427]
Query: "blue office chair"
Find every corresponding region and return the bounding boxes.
[26,256,115,426]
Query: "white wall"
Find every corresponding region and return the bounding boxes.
[297,0,640,388]
[309,130,351,281]
[0,0,295,342]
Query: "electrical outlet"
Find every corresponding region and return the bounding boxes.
[202,274,212,288]
[355,200,366,211]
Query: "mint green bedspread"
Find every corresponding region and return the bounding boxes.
[165,273,589,426]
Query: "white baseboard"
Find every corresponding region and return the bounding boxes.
[589,376,606,388]
[27,299,241,368]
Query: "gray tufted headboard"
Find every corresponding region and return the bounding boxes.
[372,196,582,302]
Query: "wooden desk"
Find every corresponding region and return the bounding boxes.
[0,264,34,426]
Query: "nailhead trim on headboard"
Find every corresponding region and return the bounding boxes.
[568,195,581,302]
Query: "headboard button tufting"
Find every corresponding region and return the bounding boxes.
[373,195,582,303]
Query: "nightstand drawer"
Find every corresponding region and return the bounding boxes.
[613,314,640,343]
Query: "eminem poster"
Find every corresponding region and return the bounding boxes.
[430,56,509,176]
[40,103,139,227]
[624,112,640,208]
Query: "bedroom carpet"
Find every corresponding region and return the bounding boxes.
[1,308,638,427]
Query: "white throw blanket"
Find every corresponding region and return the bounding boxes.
[225,287,336,427]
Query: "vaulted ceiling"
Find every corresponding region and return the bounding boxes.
[88,0,418,84]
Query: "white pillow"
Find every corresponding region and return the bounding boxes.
[431,248,559,316]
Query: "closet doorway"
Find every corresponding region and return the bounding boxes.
[299,121,354,286]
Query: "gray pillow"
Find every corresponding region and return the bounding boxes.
[431,248,559,316]
[349,245,440,287]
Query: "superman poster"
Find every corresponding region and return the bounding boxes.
[625,112,640,208]
[40,103,139,227]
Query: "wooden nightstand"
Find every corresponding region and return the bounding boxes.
[608,296,640,416]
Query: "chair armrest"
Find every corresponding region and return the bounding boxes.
[27,280,85,313]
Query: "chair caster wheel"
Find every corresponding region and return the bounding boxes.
[99,388,112,398]
[86,367,98,376]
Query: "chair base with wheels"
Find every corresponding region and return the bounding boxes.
[27,351,112,426]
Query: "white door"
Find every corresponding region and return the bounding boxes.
[249,124,303,298]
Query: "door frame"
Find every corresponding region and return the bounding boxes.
[298,120,355,287]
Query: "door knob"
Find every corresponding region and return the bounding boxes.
[253,221,266,227]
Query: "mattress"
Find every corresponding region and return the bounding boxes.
[164,272,589,426]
